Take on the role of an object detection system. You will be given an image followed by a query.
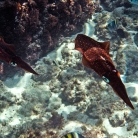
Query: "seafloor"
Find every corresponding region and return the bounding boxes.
[0,0,138,138]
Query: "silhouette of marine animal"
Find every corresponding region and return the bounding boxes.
[75,34,134,109]
[0,37,38,75]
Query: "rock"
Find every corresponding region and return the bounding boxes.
[127,86,138,102]
[127,122,135,131]
[109,114,125,127]
[47,97,62,111]
[130,97,138,102]
[134,33,138,47]
[22,87,51,103]
[113,7,124,17]
[109,118,125,127]
[117,28,129,38]
[127,86,136,97]
[133,131,138,137]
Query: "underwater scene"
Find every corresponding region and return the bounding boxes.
[0,0,138,137]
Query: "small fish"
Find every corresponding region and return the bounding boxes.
[107,20,118,32]
[128,0,138,5]
[0,37,38,75]
[74,34,134,109]
[61,132,84,138]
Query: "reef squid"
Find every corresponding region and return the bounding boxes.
[75,34,134,109]
[0,37,38,75]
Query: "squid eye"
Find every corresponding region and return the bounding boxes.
[102,76,110,83]
[10,61,17,67]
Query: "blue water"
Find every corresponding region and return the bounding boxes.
[129,0,138,5]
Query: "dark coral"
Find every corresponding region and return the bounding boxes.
[20,128,42,138]
[45,112,65,129]
[19,128,59,138]
[0,0,95,79]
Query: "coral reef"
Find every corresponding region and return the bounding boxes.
[45,112,65,129]
[0,37,129,137]
[0,91,16,112]
[60,77,86,104]
[83,126,108,138]
[1,0,138,138]
[100,0,132,11]
[0,0,96,79]
[18,123,109,138]
[19,128,42,138]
